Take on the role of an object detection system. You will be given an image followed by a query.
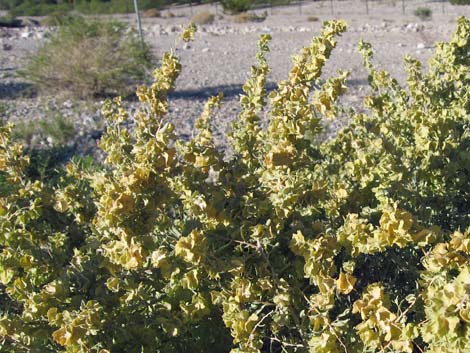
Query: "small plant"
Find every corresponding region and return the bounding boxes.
[221,0,251,14]
[0,102,8,119]
[414,6,432,20]
[0,12,21,27]
[232,11,266,23]
[12,112,75,147]
[191,10,215,25]
[307,15,319,22]
[41,10,78,26]
[142,8,161,18]
[21,17,153,99]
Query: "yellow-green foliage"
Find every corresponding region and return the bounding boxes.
[1,18,470,353]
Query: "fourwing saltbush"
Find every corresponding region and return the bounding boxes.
[0,18,469,353]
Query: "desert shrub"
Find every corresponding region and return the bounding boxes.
[1,17,470,353]
[8,1,71,16]
[41,11,80,27]
[449,0,470,4]
[191,10,215,25]
[0,13,21,27]
[221,0,252,14]
[21,17,152,99]
[414,6,432,20]
[12,113,75,147]
[142,8,161,18]
[232,11,266,23]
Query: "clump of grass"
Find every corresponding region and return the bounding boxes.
[414,7,432,21]
[21,17,153,99]
[0,13,22,27]
[232,11,266,23]
[41,11,79,26]
[221,0,252,14]
[191,11,215,25]
[307,15,319,22]
[13,113,76,147]
[0,103,8,119]
[142,8,161,18]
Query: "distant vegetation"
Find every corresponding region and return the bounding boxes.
[0,0,293,16]
[1,0,191,16]
[20,17,153,98]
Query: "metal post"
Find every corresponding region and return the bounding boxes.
[330,0,334,15]
[133,0,144,48]
[298,0,302,15]
[401,0,405,14]
[365,0,369,14]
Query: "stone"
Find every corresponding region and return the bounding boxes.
[20,31,33,39]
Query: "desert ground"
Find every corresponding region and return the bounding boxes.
[1,0,470,156]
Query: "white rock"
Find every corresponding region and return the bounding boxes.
[20,31,33,39]
[416,43,425,49]
[202,47,210,53]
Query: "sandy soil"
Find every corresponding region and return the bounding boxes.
[1,0,470,155]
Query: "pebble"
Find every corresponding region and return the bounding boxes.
[20,31,33,39]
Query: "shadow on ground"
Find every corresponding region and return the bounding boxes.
[168,78,369,101]
[0,81,36,99]
[169,82,278,100]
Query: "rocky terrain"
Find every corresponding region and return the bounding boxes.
[1,0,470,157]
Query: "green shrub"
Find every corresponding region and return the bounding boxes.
[0,13,21,27]
[232,11,266,23]
[41,11,80,27]
[21,17,152,99]
[449,0,470,4]
[221,0,252,14]
[13,113,75,147]
[1,18,470,353]
[191,11,215,25]
[307,15,319,22]
[413,6,432,20]
[142,8,161,18]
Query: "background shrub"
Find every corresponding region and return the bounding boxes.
[142,8,161,18]
[221,0,252,14]
[232,11,266,23]
[413,6,432,20]
[306,15,319,22]
[21,17,153,99]
[449,0,470,4]
[41,11,80,26]
[191,10,215,25]
[0,13,22,27]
